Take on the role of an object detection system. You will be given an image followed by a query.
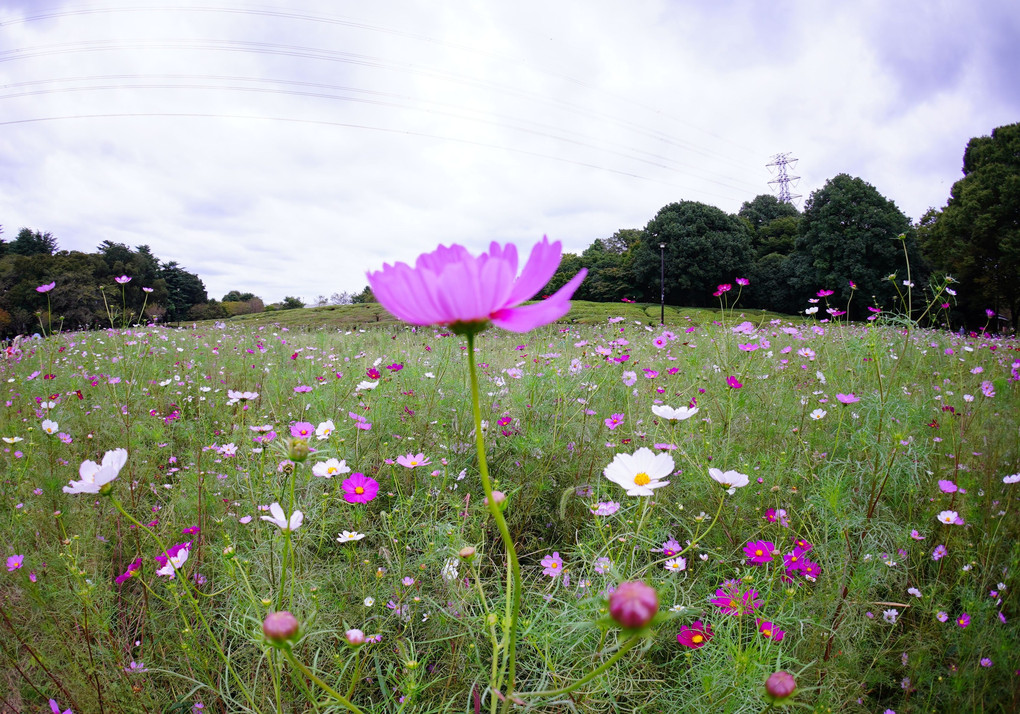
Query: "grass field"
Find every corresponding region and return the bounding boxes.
[2,300,1018,713]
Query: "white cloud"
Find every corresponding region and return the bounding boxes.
[1,0,1016,303]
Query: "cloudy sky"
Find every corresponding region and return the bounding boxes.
[1,0,1017,304]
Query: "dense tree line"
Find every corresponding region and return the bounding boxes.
[544,122,1019,330]
[0,235,209,337]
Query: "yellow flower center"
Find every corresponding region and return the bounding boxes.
[410,460,418,466]
[634,472,651,486]
[355,486,364,494]
[763,628,772,637]
[755,549,763,556]
[692,634,703,644]
[550,562,558,568]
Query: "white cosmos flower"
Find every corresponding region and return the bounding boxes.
[312,458,351,479]
[651,404,699,421]
[937,510,961,525]
[2,436,23,444]
[809,409,827,420]
[41,419,59,434]
[64,448,129,494]
[156,546,190,578]
[1003,473,1020,485]
[356,380,379,391]
[315,420,335,440]
[708,467,750,495]
[603,447,673,497]
[337,530,366,542]
[261,502,303,532]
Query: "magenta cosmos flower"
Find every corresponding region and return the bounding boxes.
[677,620,713,648]
[366,237,587,334]
[115,275,132,284]
[36,282,56,293]
[743,540,776,565]
[341,473,379,504]
[290,422,315,438]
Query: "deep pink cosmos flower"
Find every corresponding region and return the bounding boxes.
[36,282,56,293]
[711,581,762,615]
[342,473,379,504]
[290,422,315,438]
[726,376,742,389]
[957,612,970,628]
[661,539,682,558]
[743,540,776,565]
[757,619,786,642]
[115,557,143,584]
[677,620,713,648]
[736,277,749,286]
[366,237,586,334]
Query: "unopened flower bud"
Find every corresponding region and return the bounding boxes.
[287,438,310,462]
[262,611,299,643]
[458,546,476,561]
[608,580,658,629]
[484,490,506,507]
[764,670,797,702]
[344,628,366,647]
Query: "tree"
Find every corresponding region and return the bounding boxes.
[222,290,257,302]
[633,201,753,307]
[919,123,1020,330]
[330,291,353,305]
[159,261,208,322]
[738,195,800,233]
[9,228,58,256]
[796,174,920,319]
[280,296,304,310]
[351,286,376,304]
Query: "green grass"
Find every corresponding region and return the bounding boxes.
[1,307,1017,713]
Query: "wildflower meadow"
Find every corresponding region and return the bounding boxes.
[2,237,1019,713]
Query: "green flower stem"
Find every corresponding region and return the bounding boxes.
[518,632,643,698]
[465,331,522,712]
[282,647,366,714]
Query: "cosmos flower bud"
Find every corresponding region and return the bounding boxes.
[458,546,476,561]
[608,580,658,629]
[263,611,300,643]
[287,437,310,462]
[344,629,366,647]
[484,490,506,507]
[764,670,797,703]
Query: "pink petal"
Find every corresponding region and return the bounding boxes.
[503,236,563,307]
[491,268,586,332]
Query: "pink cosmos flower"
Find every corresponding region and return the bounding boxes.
[938,479,958,493]
[290,422,315,438]
[115,557,143,584]
[604,413,625,430]
[366,237,586,333]
[115,275,132,284]
[726,375,742,389]
[677,620,713,648]
[396,452,430,468]
[342,473,379,504]
[711,580,761,615]
[835,393,860,404]
[608,581,658,628]
[957,612,970,628]
[661,539,682,558]
[932,544,947,560]
[7,554,24,571]
[590,501,620,516]
[540,551,564,578]
[735,277,749,286]
[36,282,56,293]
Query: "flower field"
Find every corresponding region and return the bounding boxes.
[2,287,1019,712]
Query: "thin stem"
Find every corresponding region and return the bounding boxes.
[465,331,522,712]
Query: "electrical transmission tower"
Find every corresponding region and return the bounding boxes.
[767,152,801,204]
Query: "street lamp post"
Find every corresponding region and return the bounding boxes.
[659,243,666,325]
